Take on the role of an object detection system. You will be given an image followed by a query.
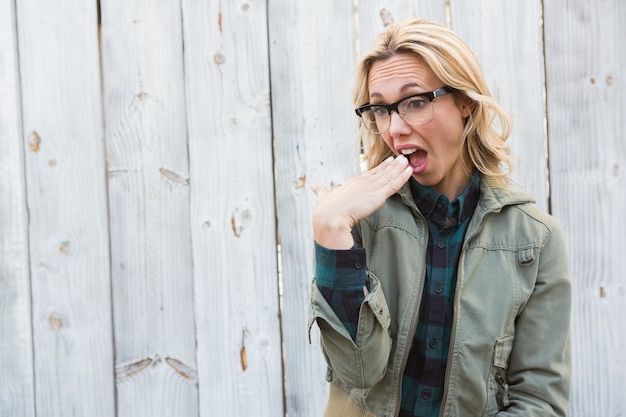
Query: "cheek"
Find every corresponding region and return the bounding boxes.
[430,113,466,144]
[382,135,395,153]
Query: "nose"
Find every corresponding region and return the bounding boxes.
[387,110,411,138]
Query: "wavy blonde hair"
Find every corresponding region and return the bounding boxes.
[355,19,516,188]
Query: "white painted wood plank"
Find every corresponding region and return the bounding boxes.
[544,1,626,415]
[182,1,284,416]
[15,0,115,416]
[357,0,448,55]
[0,1,35,416]
[268,2,360,415]
[449,1,549,209]
[99,0,199,415]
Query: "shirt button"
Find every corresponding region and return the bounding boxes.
[429,339,437,349]
[422,389,431,399]
[437,200,444,208]
[435,284,443,294]
[437,240,445,248]
[354,261,362,269]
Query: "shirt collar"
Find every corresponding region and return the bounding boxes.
[409,170,481,226]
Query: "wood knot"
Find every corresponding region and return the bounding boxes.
[48,312,64,329]
[29,131,41,152]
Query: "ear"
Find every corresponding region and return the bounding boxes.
[459,99,474,118]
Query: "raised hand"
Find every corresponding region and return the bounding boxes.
[311,155,412,249]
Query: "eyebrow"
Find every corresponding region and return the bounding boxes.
[369,82,423,99]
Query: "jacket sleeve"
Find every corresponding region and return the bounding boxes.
[309,266,393,389]
[314,243,367,340]
[497,220,572,416]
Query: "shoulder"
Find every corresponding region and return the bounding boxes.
[353,185,424,244]
[362,186,418,230]
[476,184,565,249]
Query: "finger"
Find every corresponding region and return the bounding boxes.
[392,165,413,189]
[369,156,395,176]
[377,155,407,173]
[389,154,409,174]
[371,155,409,183]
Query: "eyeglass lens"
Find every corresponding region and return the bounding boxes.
[361,96,434,134]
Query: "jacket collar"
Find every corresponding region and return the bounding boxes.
[408,173,481,231]
[397,174,536,218]
[477,176,536,212]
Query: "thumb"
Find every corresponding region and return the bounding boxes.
[310,182,329,198]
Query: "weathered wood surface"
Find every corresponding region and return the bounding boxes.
[544,0,626,415]
[0,1,35,416]
[269,1,362,415]
[14,0,116,416]
[450,0,549,210]
[0,1,625,416]
[357,0,448,54]
[183,0,284,415]
[99,0,199,415]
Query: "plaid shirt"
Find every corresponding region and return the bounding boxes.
[316,172,480,417]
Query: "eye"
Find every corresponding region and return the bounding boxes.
[369,106,388,117]
[404,97,429,110]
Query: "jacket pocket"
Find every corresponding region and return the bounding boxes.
[311,273,392,389]
[484,335,514,416]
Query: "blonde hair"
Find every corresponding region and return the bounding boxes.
[355,19,516,188]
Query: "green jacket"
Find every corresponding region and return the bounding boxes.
[309,177,571,417]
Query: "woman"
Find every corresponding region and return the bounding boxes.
[309,19,571,416]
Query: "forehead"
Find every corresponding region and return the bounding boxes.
[367,53,440,99]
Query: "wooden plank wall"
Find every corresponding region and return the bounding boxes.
[0,0,35,416]
[182,1,284,416]
[100,0,199,416]
[0,0,624,416]
[544,1,626,415]
[269,2,359,414]
[9,1,116,417]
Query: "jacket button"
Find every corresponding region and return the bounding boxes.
[437,240,445,248]
[354,261,362,269]
[422,389,431,399]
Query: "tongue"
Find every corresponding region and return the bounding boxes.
[408,150,427,168]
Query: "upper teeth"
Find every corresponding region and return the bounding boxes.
[401,148,417,155]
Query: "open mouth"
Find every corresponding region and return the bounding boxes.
[400,147,427,169]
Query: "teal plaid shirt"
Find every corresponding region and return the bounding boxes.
[316,171,480,417]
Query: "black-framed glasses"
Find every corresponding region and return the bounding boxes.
[355,86,456,134]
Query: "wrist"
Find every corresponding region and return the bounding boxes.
[312,214,354,250]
